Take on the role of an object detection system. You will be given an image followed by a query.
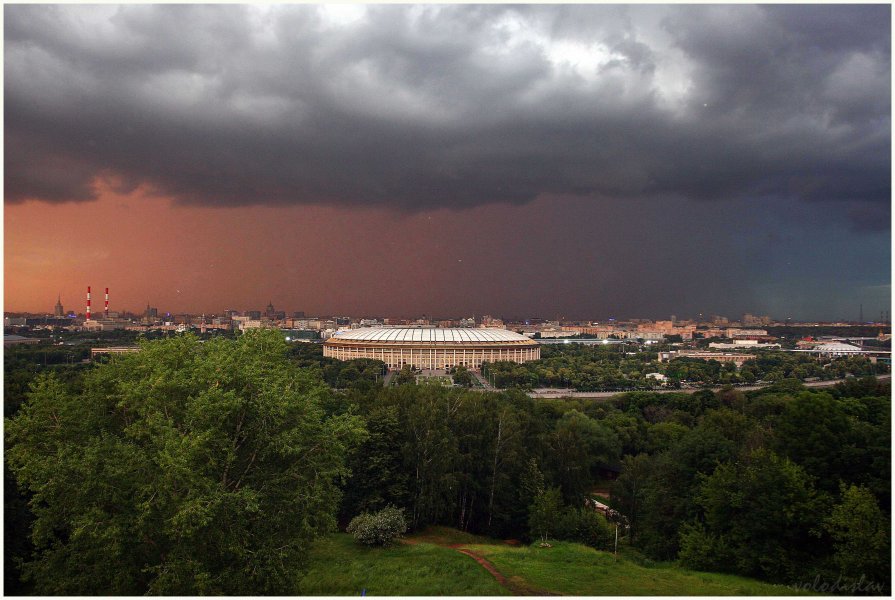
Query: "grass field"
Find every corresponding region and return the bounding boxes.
[465,541,808,596]
[294,533,510,596]
[296,527,811,596]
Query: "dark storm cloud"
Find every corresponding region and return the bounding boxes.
[5,4,890,225]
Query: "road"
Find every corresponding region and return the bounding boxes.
[472,371,494,390]
[524,373,891,399]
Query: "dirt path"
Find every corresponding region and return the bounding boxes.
[404,536,556,595]
[455,547,555,595]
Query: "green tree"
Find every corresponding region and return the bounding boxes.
[5,331,366,595]
[519,457,545,504]
[680,449,824,582]
[341,404,411,519]
[394,364,417,385]
[573,508,614,551]
[452,366,475,388]
[610,453,651,542]
[635,451,694,560]
[484,402,523,531]
[644,421,689,454]
[528,487,563,543]
[5,463,34,594]
[825,484,890,589]
[397,386,458,528]
[546,409,619,502]
[772,391,855,492]
[602,411,647,456]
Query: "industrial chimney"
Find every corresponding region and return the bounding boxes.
[86,286,92,320]
[105,287,110,318]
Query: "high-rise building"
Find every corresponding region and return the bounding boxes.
[263,302,285,320]
[54,294,64,317]
[743,313,771,326]
[143,304,159,323]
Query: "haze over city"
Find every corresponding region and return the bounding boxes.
[5,4,890,321]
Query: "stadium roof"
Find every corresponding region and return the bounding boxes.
[814,342,865,353]
[330,327,534,344]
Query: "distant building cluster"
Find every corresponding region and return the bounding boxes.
[5,294,523,344]
[557,320,696,341]
[4,294,891,371]
[658,350,755,368]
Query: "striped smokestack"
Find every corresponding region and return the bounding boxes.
[86,286,91,320]
[105,287,109,318]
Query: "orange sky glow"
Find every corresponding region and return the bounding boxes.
[5,181,585,318]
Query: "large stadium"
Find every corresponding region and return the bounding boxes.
[323,327,540,370]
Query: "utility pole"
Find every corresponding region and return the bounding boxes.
[614,523,619,557]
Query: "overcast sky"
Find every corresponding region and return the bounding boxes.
[5,4,890,321]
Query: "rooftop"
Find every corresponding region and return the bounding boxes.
[329,327,534,344]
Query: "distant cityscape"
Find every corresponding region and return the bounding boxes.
[5,289,890,340]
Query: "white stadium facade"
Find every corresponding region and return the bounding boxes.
[323,327,540,370]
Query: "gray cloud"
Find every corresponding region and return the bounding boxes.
[5,4,890,226]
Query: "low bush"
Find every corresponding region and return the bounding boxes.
[550,507,613,551]
[677,523,734,572]
[576,509,614,551]
[347,505,408,547]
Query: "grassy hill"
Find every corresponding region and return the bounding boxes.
[295,533,509,595]
[466,541,804,595]
[295,526,810,595]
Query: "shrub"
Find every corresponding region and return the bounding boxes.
[552,507,580,541]
[575,509,613,551]
[678,523,733,572]
[552,507,613,551]
[347,506,408,547]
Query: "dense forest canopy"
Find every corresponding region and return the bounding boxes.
[5,332,891,594]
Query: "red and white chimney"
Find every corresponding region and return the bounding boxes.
[86,286,92,320]
[104,287,109,318]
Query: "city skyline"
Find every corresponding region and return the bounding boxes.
[5,5,891,321]
[10,285,885,326]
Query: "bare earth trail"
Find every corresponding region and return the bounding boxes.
[403,535,557,595]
